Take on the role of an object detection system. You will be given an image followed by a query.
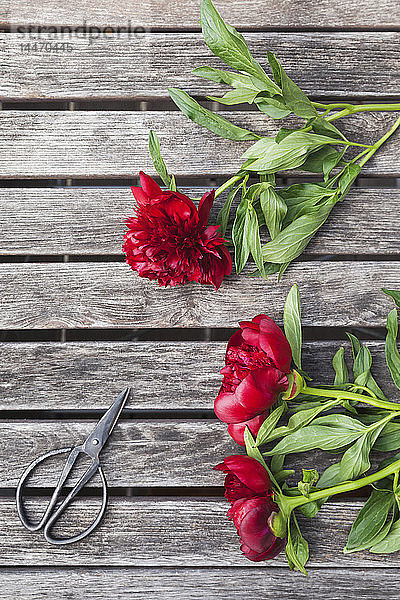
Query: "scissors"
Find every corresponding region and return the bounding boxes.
[16,387,130,545]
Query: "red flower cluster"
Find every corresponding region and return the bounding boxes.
[214,456,285,561]
[123,172,232,289]
[214,314,292,445]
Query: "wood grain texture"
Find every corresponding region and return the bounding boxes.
[0,419,395,488]
[0,261,399,329]
[1,32,400,100]
[1,567,400,600]
[1,187,399,256]
[0,497,400,566]
[0,341,397,410]
[1,0,399,29]
[0,111,399,178]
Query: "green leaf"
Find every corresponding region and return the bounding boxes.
[338,418,388,481]
[255,403,287,446]
[332,347,349,385]
[267,52,316,119]
[310,116,347,141]
[338,163,361,196]
[260,185,287,240]
[382,288,400,309]
[247,206,266,277]
[285,516,309,574]
[261,199,337,264]
[312,414,366,431]
[169,88,259,141]
[232,196,251,273]
[283,284,302,369]
[148,130,172,188]
[254,93,291,119]
[386,308,400,390]
[351,342,387,400]
[200,0,279,93]
[193,66,255,88]
[216,183,242,237]
[244,427,268,469]
[208,87,259,106]
[370,518,400,553]
[347,333,362,361]
[263,425,363,456]
[373,422,400,452]
[242,132,338,174]
[344,490,394,553]
[300,146,343,174]
[280,183,336,225]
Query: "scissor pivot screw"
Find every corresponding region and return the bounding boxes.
[92,439,99,445]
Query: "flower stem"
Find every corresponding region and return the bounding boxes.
[287,456,400,511]
[303,384,400,412]
[358,115,400,167]
[313,102,400,114]
[214,174,243,198]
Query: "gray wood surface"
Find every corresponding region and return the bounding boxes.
[1,33,399,100]
[1,187,399,256]
[0,419,395,488]
[1,0,399,29]
[0,341,396,410]
[1,567,400,599]
[0,111,399,178]
[1,261,399,329]
[0,497,399,566]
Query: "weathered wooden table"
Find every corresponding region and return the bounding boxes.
[0,1,400,598]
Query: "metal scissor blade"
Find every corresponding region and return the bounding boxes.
[82,388,130,457]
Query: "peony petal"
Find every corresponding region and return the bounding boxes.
[234,367,287,415]
[131,185,150,206]
[216,455,272,495]
[138,171,163,198]
[258,316,293,373]
[227,410,269,447]
[214,391,255,423]
[198,190,215,227]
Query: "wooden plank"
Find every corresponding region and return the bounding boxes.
[1,0,399,29]
[0,261,399,329]
[0,341,397,410]
[1,187,399,256]
[1,567,400,600]
[1,32,399,100]
[0,497,399,566]
[0,111,399,178]
[0,418,393,488]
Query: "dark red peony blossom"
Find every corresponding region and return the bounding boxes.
[227,496,286,561]
[123,172,232,289]
[213,455,272,502]
[214,315,292,427]
[227,410,269,447]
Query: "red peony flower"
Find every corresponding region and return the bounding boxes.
[214,455,272,502]
[227,410,269,447]
[227,496,286,561]
[123,172,232,289]
[214,315,292,427]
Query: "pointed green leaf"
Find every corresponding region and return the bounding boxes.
[344,490,394,553]
[382,289,400,309]
[386,308,400,390]
[148,130,172,188]
[284,284,302,369]
[332,347,349,385]
[169,88,259,141]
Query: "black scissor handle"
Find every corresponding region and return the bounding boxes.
[16,446,108,544]
[16,447,73,531]
[43,464,108,545]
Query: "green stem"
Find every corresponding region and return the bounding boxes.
[358,115,400,167]
[303,384,400,412]
[214,174,243,198]
[287,455,400,511]
[313,102,400,114]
